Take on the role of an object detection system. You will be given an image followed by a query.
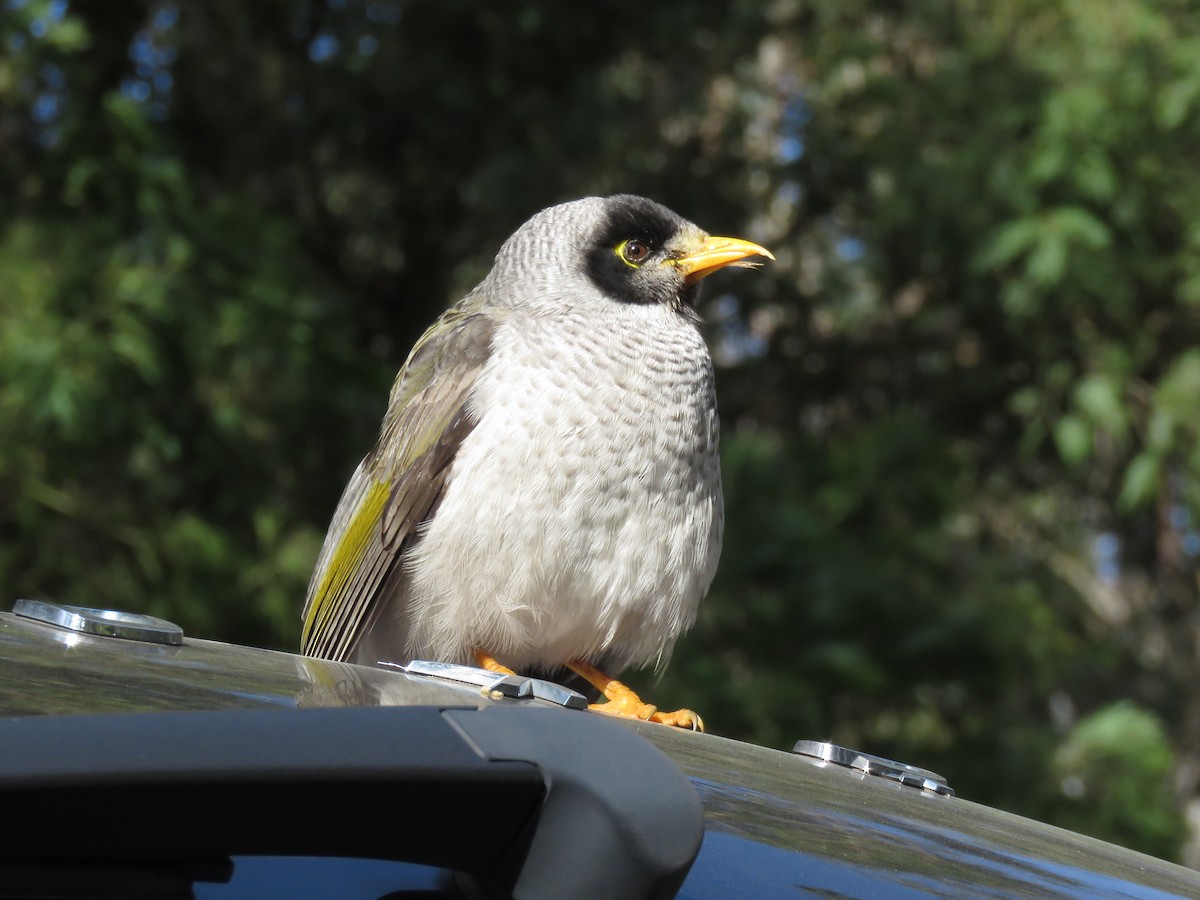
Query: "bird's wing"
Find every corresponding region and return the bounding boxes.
[300,305,496,661]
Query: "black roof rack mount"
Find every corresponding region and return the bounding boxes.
[0,705,703,900]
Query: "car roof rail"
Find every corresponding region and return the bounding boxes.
[0,705,703,900]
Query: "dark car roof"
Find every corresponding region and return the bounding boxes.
[2,607,1199,899]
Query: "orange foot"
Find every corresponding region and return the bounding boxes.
[472,651,704,731]
[567,658,704,732]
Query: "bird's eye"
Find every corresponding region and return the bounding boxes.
[618,239,651,266]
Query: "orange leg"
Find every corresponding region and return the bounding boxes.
[474,650,516,676]
[567,659,704,732]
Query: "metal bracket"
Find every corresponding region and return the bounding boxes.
[391,659,589,710]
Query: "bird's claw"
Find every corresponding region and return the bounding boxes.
[588,696,705,732]
[567,657,704,731]
[650,708,704,732]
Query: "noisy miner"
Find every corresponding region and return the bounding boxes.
[301,195,772,729]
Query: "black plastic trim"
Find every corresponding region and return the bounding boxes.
[0,705,702,900]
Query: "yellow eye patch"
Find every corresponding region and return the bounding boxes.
[615,239,651,268]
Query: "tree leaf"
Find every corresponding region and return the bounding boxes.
[1118,453,1160,510]
[1054,414,1092,467]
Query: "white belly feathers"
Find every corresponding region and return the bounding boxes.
[399,303,723,671]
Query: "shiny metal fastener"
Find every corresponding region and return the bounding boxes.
[12,599,184,646]
[792,740,954,797]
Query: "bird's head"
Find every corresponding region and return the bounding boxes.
[487,194,773,316]
[584,194,774,312]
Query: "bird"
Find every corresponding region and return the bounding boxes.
[301,194,772,729]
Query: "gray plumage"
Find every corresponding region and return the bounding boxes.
[302,195,770,683]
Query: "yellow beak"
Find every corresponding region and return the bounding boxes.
[671,235,775,284]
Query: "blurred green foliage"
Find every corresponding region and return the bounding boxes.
[2,0,1198,865]
[1054,702,1185,862]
